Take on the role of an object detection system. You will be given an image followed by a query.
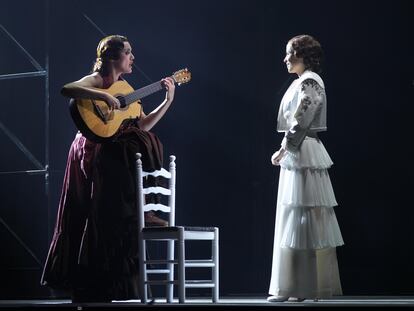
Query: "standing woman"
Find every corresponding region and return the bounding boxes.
[41,35,175,302]
[268,35,344,302]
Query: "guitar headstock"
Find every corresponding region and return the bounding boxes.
[172,68,191,86]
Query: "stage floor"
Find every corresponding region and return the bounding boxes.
[2,297,414,309]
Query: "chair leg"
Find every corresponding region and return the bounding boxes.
[212,228,219,303]
[167,239,174,303]
[177,230,185,303]
[139,238,148,303]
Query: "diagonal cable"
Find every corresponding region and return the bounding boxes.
[82,13,154,84]
[0,216,43,266]
[0,24,44,72]
[0,121,44,170]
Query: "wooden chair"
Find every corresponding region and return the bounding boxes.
[135,153,219,303]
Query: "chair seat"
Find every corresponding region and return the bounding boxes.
[184,226,217,232]
[142,226,217,233]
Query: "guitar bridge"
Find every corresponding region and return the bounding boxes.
[92,100,107,124]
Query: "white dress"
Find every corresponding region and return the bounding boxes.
[269,71,344,299]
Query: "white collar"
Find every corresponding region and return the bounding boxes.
[297,70,325,89]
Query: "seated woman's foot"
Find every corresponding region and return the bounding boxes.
[288,297,306,302]
[71,289,111,303]
[144,211,168,227]
[267,295,288,302]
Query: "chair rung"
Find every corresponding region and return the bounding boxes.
[185,260,215,267]
[144,259,178,264]
[142,186,171,195]
[145,280,178,285]
[185,280,215,288]
[143,203,171,213]
[146,269,171,274]
[142,168,171,178]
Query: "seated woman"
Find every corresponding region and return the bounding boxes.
[41,35,175,302]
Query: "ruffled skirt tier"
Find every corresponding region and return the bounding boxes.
[277,137,343,250]
[269,137,344,298]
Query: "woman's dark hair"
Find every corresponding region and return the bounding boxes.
[288,35,323,74]
[92,35,128,76]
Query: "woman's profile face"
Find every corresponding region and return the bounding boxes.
[283,42,304,75]
[114,41,135,74]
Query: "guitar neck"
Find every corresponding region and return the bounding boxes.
[123,80,166,106]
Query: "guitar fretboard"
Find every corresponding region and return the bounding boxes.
[124,81,165,106]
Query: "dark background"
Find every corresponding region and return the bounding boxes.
[0,0,413,299]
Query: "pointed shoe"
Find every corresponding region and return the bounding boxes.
[267,296,289,302]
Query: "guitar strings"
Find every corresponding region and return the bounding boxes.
[124,81,164,105]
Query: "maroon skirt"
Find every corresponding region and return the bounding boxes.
[41,126,163,300]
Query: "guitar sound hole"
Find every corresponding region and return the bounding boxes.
[117,96,126,108]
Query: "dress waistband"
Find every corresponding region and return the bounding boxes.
[306,131,319,139]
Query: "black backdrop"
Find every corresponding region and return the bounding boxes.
[0,0,413,299]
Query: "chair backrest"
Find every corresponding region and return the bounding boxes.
[135,153,176,230]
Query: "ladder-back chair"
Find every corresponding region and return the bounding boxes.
[135,153,219,303]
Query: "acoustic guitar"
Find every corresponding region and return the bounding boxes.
[69,68,191,142]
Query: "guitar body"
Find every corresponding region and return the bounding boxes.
[68,68,191,142]
[69,80,142,142]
